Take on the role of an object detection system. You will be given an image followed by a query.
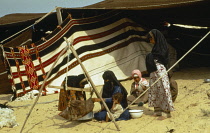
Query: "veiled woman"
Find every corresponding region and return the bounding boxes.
[146,29,174,120]
[93,70,130,121]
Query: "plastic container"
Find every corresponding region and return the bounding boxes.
[129,110,143,119]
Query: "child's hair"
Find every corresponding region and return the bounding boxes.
[112,92,123,103]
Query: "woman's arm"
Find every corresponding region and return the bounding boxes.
[112,102,116,110]
[105,86,123,103]
[140,78,149,90]
[92,98,105,102]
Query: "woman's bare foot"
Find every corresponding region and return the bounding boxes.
[157,116,167,120]
[99,120,106,123]
[151,114,159,117]
[151,113,162,117]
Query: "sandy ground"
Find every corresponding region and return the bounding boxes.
[1,67,210,133]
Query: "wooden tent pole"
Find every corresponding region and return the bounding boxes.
[64,37,120,131]
[56,7,63,25]
[20,45,69,133]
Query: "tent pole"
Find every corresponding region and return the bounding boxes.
[56,7,63,25]
[64,37,120,131]
[20,45,69,133]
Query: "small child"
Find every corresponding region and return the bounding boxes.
[106,92,123,122]
[127,69,149,106]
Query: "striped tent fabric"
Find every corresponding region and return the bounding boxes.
[0,29,33,94]
[1,10,154,97]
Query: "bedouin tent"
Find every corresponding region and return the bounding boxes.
[0,0,209,97]
[0,6,182,98]
[0,0,209,132]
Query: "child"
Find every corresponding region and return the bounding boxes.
[106,92,123,122]
[127,69,149,106]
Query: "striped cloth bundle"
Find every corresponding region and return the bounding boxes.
[2,10,153,97]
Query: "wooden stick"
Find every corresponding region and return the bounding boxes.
[56,7,63,25]
[48,85,91,92]
[64,37,120,131]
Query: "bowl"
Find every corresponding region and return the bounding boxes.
[129,110,143,119]
[204,79,210,83]
[77,112,93,121]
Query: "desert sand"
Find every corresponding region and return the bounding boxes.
[1,67,210,133]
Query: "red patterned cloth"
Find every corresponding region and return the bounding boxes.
[18,47,39,91]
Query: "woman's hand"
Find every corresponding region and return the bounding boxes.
[141,85,147,91]
[134,89,140,94]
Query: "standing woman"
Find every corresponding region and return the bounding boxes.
[93,70,130,121]
[146,29,174,120]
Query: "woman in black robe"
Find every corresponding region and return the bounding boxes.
[146,29,174,120]
[93,70,130,121]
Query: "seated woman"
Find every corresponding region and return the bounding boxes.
[93,70,130,121]
[127,69,149,106]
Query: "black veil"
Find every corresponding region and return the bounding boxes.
[146,29,169,73]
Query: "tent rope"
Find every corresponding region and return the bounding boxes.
[64,37,71,99]
[0,7,57,44]
[175,47,210,56]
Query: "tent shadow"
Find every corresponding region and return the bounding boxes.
[57,121,82,129]
[24,118,57,133]
[51,114,121,131]
[50,114,93,129]
[0,94,13,103]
